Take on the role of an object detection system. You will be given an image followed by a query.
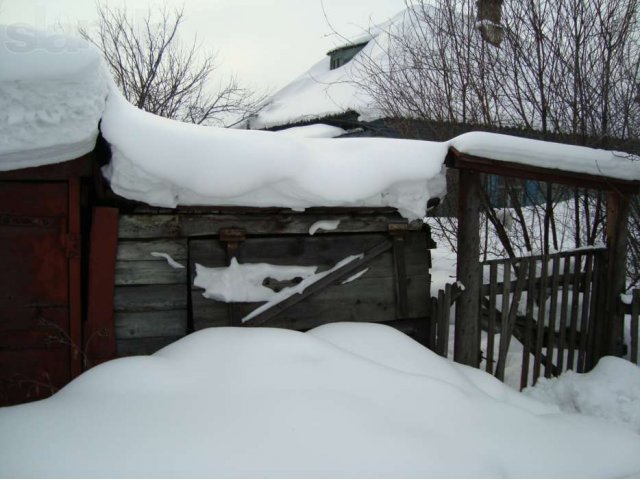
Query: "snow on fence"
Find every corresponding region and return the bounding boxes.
[621,290,640,365]
[429,248,609,390]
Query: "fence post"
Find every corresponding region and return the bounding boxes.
[603,191,630,358]
[454,170,482,367]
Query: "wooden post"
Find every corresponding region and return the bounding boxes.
[603,191,630,358]
[454,170,482,367]
[84,207,119,368]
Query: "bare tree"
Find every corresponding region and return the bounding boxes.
[80,3,264,126]
[355,0,640,282]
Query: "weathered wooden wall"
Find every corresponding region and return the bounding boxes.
[113,208,433,356]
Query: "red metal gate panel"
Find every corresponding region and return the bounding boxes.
[0,182,74,405]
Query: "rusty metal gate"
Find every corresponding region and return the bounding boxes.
[0,181,81,405]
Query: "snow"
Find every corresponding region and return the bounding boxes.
[101,91,448,220]
[341,268,369,285]
[1,323,639,478]
[242,254,363,322]
[275,123,347,138]
[525,356,640,434]
[450,131,640,181]
[193,258,317,303]
[309,219,341,235]
[150,252,185,269]
[0,25,110,170]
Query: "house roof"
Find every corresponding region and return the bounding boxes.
[243,10,407,131]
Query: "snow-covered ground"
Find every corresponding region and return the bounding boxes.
[1,323,639,478]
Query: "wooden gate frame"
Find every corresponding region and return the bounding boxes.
[445,147,640,367]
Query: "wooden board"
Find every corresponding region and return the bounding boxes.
[193,274,429,332]
[119,213,426,239]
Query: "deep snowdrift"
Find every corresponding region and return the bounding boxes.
[0,25,110,170]
[1,323,639,478]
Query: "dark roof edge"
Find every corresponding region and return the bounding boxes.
[326,41,369,57]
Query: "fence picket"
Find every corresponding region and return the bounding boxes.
[487,263,498,374]
[556,255,572,373]
[577,254,594,373]
[521,258,537,390]
[545,255,561,377]
[631,289,639,365]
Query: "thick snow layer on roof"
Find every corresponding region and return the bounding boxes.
[1,324,639,477]
[275,123,347,138]
[244,11,407,131]
[451,132,640,181]
[101,92,447,220]
[0,25,110,170]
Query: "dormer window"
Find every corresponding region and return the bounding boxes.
[327,42,368,70]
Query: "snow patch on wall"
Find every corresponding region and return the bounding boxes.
[309,219,341,235]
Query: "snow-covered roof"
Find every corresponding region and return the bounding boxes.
[1,323,639,477]
[244,10,406,130]
[101,92,448,221]
[450,132,640,182]
[3,25,640,221]
[0,25,110,171]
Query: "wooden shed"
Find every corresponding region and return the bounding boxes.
[0,144,437,405]
[0,155,95,405]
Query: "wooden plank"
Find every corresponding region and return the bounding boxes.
[117,239,187,261]
[190,234,429,279]
[0,155,93,181]
[447,148,640,194]
[115,310,187,339]
[521,258,537,390]
[496,264,511,381]
[67,177,82,379]
[496,261,527,382]
[116,336,181,357]
[454,169,482,367]
[118,212,423,239]
[487,263,498,374]
[392,233,409,318]
[84,207,119,369]
[632,289,639,364]
[556,254,572,373]
[441,284,451,358]
[244,240,394,326]
[436,289,446,356]
[577,254,594,373]
[115,260,187,286]
[567,254,582,370]
[114,285,187,312]
[192,275,429,332]
[533,256,548,384]
[585,254,602,371]
[545,255,561,378]
[429,298,438,350]
[604,192,631,357]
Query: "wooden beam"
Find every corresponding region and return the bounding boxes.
[603,191,630,357]
[454,170,482,367]
[446,148,640,194]
[244,240,393,327]
[68,178,83,379]
[84,207,119,368]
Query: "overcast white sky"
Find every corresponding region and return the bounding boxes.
[1,0,403,94]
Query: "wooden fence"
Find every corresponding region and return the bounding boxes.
[428,248,610,389]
